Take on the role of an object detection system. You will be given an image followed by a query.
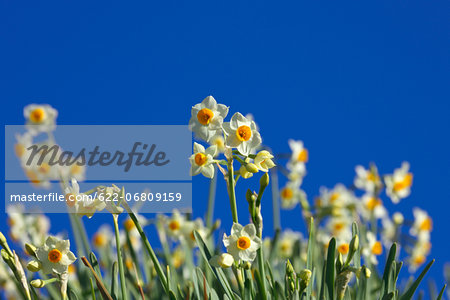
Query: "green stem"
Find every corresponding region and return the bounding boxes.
[112,214,128,300]
[227,158,239,223]
[256,247,267,300]
[206,166,218,228]
[122,202,169,293]
[270,167,281,231]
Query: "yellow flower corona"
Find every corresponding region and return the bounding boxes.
[371,241,383,255]
[237,236,251,250]
[197,108,214,125]
[48,249,62,263]
[281,187,293,199]
[393,173,413,192]
[30,108,46,123]
[297,149,308,162]
[194,153,207,166]
[236,125,252,142]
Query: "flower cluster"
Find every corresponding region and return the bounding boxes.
[16,104,85,188]
[0,99,440,300]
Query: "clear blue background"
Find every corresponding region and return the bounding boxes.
[1,0,449,291]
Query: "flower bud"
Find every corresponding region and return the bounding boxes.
[245,163,259,174]
[0,231,6,245]
[299,269,311,285]
[246,189,255,204]
[25,243,37,257]
[393,212,404,225]
[239,165,253,179]
[260,172,269,189]
[27,260,42,272]
[209,253,234,268]
[242,261,252,270]
[31,279,46,288]
[350,235,359,252]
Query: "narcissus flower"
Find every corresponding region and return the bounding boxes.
[362,232,383,265]
[410,208,432,241]
[189,142,217,178]
[166,210,186,239]
[34,236,76,275]
[354,164,382,193]
[223,223,262,262]
[24,104,58,133]
[317,184,355,210]
[222,113,262,156]
[280,182,304,209]
[65,178,106,218]
[189,96,229,142]
[359,193,387,221]
[92,225,113,249]
[407,239,431,272]
[385,162,413,204]
[254,150,276,172]
[287,140,308,175]
[277,230,303,258]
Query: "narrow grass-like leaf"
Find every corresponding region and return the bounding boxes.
[351,222,360,269]
[436,284,446,300]
[306,217,315,299]
[194,230,237,300]
[110,262,118,300]
[399,259,434,300]
[89,278,96,300]
[381,243,397,298]
[325,237,336,300]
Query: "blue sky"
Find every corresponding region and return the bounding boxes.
[1,0,449,290]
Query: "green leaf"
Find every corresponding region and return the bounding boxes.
[381,243,397,298]
[436,284,447,300]
[351,222,360,269]
[399,259,434,300]
[110,262,118,300]
[325,237,336,300]
[381,292,394,300]
[306,217,315,300]
[194,230,238,300]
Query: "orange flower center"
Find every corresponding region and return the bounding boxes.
[366,172,379,182]
[93,233,107,247]
[15,144,25,157]
[393,173,413,192]
[338,243,349,255]
[297,149,309,162]
[419,217,432,231]
[30,108,46,123]
[169,220,180,231]
[281,187,293,199]
[48,249,62,263]
[194,153,207,166]
[38,163,51,174]
[366,197,382,211]
[237,236,251,250]
[124,219,135,231]
[413,255,425,265]
[235,125,252,142]
[70,164,82,175]
[197,108,214,125]
[65,193,76,207]
[330,192,340,203]
[371,241,383,255]
[333,222,344,233]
